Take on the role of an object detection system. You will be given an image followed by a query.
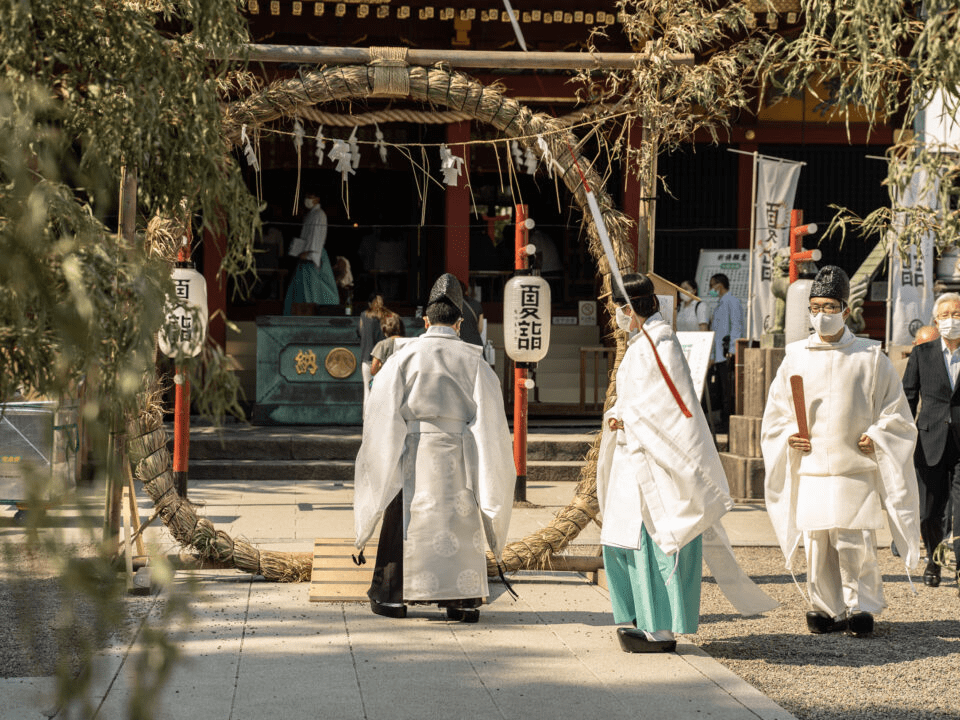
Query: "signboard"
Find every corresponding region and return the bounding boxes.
[694,249,750,323]
[676,331,715,401]
[578,300,597,325]
[657,295,675,328]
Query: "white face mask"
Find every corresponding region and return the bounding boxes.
[304,198,317,210]
[938,317,960,340]
[810,311,845,338]
[615,306,633,332]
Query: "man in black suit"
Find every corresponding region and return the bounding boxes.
[902,293,960,593]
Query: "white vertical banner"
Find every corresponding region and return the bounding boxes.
[889,168,938,346]
[748,157,802,340]
[920,88,960,152]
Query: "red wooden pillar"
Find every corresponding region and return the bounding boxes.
[621,123,643,272]
[202,223,227,349]
[513,204,530,503]
[173,240,192,501]
[444,121,471,285]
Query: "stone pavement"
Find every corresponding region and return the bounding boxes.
[0,473,815,720]
[0,436,896,720]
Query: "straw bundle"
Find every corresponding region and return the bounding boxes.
[124,403,311,581]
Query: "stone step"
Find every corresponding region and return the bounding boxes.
[186,434,361,462]
[187,458,587,482]
[188,459,355,481]
[178,430,595,462]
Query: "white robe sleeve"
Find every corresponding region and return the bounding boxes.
[760,356,803,569]
[301,208,328,266]
[595,403,620,526]
[863,348,921,570]
[618,332,732,556]
[470,363,516,560]
[353,350,408,550]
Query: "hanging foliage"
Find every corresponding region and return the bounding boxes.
[0,0,261,412]
[605,1,960,254]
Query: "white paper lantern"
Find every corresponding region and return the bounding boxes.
[503,274,551,362]
[159,265,208,358]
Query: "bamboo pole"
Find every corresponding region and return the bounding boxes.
[105,165,138,544]
[230,44,694,69]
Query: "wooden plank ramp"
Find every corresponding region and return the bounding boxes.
[310,538,374,602]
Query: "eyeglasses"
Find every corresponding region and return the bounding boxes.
[809,303,843,315]
[936,311,960,321]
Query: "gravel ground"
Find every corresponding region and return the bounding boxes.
[694,547,960,720]
[0,544,157,679]
[1,542,958,719]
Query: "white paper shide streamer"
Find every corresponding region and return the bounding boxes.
[510,140,524,168]
[240,124,259,172]
[329,139,355,180]
[293,118,304,153]
[439,144,465,186]
[536,135,555,178]
[315,126,326,165]
[374,123,388,163]
[348,127,360,169]
[522,146,538,175]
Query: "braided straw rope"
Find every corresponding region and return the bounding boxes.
[276,104,617,130]
[297,106,473,126]
[139,64,635,580]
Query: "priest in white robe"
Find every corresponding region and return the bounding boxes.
[354,273,515,622]
[761,265,920,637]
[597,274,776,653]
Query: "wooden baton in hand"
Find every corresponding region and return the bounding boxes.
[790,375,809,440]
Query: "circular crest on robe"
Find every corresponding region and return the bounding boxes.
[411,571,440,596]
[454,490,475,517]
[432,530,460,558]
[324,347,357,378]
[456,569,482,596]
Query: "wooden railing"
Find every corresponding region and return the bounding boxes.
[579,346,615,412]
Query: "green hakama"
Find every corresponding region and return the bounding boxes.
[283,248,340,314]
[603,528,703,634]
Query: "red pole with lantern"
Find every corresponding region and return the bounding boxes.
[504,205,552,504]
[173,240,192,503]
[160,234,209,506]
[513,205,530,503]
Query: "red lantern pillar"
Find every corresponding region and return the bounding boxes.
[173,239,193,503]
[513,204,530,503]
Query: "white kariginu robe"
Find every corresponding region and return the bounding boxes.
[761,329,921,613]
[354,326,514,602]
